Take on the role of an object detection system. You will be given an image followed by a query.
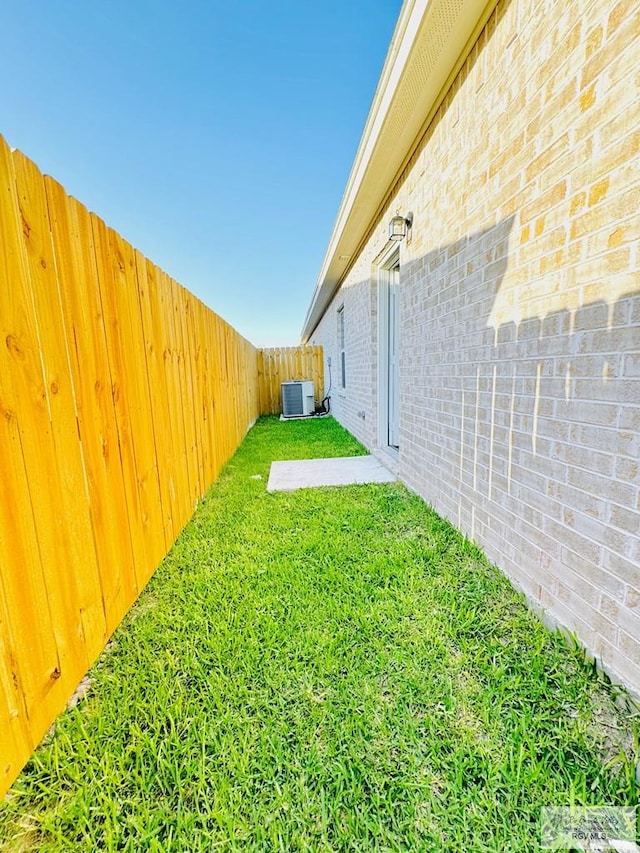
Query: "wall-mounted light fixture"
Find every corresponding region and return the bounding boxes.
[389,211,413,241]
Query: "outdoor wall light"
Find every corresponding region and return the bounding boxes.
[389,211,413,241]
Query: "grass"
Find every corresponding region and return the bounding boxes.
[1,415,638,852]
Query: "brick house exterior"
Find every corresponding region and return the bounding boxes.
[302,0,640,695]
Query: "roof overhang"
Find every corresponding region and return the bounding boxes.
[301,0,498,342]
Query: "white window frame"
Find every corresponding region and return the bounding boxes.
[377,246,400,454]
[337,304,346,389]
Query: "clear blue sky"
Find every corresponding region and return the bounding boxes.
[0,2,402,346]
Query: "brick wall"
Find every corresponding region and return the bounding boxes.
[310,0,640,694]
[312,276,378,449]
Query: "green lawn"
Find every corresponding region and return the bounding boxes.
[1,416,637,852]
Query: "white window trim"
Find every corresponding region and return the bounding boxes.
[377,246,400,456]
[337,304,346,389]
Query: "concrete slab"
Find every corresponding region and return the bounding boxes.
[267,455,397,492]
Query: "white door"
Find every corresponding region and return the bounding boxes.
[387,261,400,448]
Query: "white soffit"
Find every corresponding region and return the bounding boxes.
[302,0,497,341]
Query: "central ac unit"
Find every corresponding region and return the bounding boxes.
[282,380,315,417]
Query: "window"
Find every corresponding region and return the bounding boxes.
[337,305,346,388]
[378,247,400,452]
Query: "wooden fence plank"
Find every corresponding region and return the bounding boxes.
[12,151,107,667]
[44,177,137,634]
[91,218,167,591]
[175,282,201,504]
[0,139,70,742]
[159,271,192,531]
[191,299,210,489]
[186,295,206,497]
[91,216,147,593]
[0,596,32,795]
[135,253,174,547]
[115,232,167,578]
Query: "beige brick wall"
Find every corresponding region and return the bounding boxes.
[311,0,640,694]
[311,277,378,448]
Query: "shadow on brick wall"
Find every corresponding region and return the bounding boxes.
[397,214,639,686]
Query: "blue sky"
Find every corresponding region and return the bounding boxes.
[1,2,402,346]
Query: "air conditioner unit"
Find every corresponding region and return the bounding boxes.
[282,380,315,417]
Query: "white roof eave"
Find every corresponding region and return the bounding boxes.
[301,0,496,342]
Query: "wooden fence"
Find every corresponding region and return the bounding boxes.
[0,136,272,797]
[258,346,324,414]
